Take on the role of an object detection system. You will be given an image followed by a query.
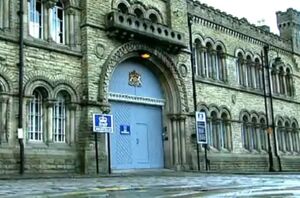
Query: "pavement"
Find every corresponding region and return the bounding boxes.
[1,170,300,197]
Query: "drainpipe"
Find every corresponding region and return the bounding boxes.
[261,48,274,172]
[187,14,208,171]
[263,45,282,171]
[18,0,25,174]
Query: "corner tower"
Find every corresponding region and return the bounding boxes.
[277,8,300,53]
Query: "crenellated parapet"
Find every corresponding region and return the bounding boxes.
[187,0,293,52]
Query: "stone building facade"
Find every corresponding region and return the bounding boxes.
[0,0,299,174]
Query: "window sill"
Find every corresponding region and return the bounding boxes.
[24,36,82,57]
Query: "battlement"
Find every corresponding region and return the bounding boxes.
[187,0,291,50]
[277,8,300,30]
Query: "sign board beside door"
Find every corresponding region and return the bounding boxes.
[93,114,113,133]
[195,111,207,144]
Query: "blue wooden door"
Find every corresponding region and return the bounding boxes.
[109,59,164,170]
[110,102,164,170]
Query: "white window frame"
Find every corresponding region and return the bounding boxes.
[28,0,43,39]
[50,1,64,44]
[28,90,43,142]
[53,94,66,143]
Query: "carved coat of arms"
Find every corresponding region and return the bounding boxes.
[128,70,142,87]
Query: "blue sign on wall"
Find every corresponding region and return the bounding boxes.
[120,125,130,135]
[195,112,207,144]
[93,114,113,133]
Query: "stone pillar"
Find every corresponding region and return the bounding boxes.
[68,103,77,145]
[46,100,54,144]
[0,1,3,28]
[0,96,8,144]
[3,0,9,29]
[179,115,187,168]
[170,115,179,168]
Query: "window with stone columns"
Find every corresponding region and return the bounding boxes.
[241,111,267,152]
[195,39,227,82]
[276,117,299,153]
[27,85,77,145]
[200,105,231,151]
[0,0,10,30]
[271,58,294,97]
[27,0,80,48]
[236,51,263,91]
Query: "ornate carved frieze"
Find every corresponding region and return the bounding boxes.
[109,92,165,106]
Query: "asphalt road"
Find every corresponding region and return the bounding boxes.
[1,171,300,197]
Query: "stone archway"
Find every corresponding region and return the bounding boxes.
[99,41,189,169]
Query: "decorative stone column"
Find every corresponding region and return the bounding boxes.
[0,95,9,144]
[170,114,180,169]
[46,100,55,144]
[68,103,77,145]
[179,115,187,168]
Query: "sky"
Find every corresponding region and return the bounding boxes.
[197,0,300,34]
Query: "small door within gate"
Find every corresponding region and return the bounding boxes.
[110,102,164,170]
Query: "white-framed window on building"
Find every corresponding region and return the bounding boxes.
[284,122,292,152]
[259,118,267,151]
[53,93,66,142]
[220,112,230,150]
[242,115,250,150]
[250,117,259,151]
[51,1,64,44]
[28,0,43,39]
[28,89,44,141]
[209,111,218,149]
[277,121,285,152]
[237,52,245,86]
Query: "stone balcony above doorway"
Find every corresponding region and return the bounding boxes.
[105,11,186,53]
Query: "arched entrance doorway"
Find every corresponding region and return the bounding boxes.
[109,58,164,170]
[99,41,190,171]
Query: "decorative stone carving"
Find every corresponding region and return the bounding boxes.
[95,43,105,59]
[109,92,165,106]
[128,70,142,87]
[231,94,236,104]
[179,64,188,77]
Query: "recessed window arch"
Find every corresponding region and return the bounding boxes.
[236,52,245,86]
[208,110,218,149]
[242,115,250,150]
[286,67,293,96]
[284,121,292,152]
[28,87,48,142]
[134,8,144,18]
[117,2,128,14]
[215,45,226,81]
[246,55,253,88]
[259,118,267,151]
[279,66,285,94]
[149,13,158,23]
[277,120,284,152]
[220,111,231,150]
[53,91,71,143]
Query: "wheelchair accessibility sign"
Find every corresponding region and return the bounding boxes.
[93,114,113,133]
